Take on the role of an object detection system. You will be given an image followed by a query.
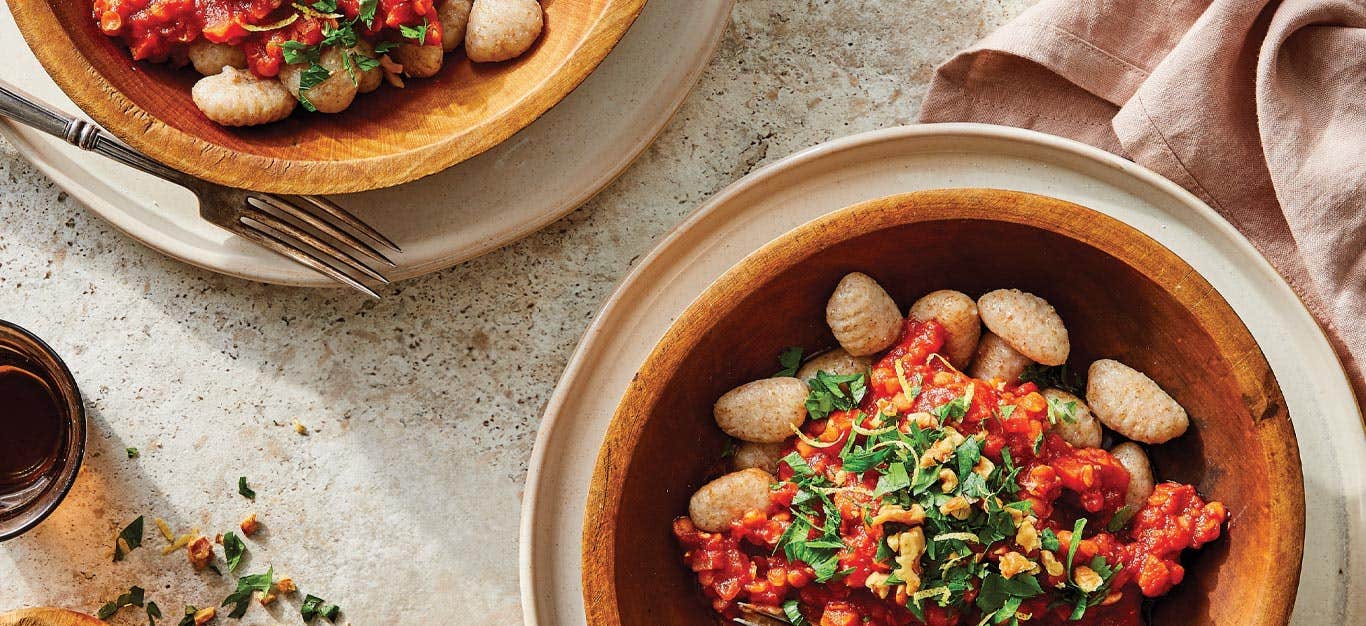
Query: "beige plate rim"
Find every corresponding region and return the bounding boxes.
[518,123,1364,625]
[0,0,736,287]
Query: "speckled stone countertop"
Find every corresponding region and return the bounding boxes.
[0,2,1028,623]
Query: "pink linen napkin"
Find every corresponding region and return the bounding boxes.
[920,0,1365,405]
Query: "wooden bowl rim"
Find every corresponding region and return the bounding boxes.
[0,608,105,626]
[7,0,648,194]
[580,188,1305,625]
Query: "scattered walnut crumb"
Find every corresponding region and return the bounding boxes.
[259,591,277,606]
[275,577,297,594]
[193,606,216,625]
[187,536,213,570]
[240,513,261,537]
[214,533,223,545]
[292,420,309,435]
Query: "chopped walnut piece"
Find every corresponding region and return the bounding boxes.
[193,606,216,625]
[275,577,298,594]
[998,551,1038,579]
[1015,518,1041,553]
[240,513,261,537]
[1073,565,1103,593]
[292,420,309,435]
[937,468,958,493]
[259,592,277,606]
[938,495,972,520]
[910,411,938,430]
[972,456,995,478]
[1101,589,1124,606]
[919,428,965,467]
[871,503,925,527]
[187,536,213,570]
[1040,549,1065,577]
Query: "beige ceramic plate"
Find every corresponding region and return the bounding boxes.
[519,124,1364,625]
[0,0,733,285]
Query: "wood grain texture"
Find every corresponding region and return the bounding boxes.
[7,0,646,193]
[581,189,1304,625]
[0,608,104,626]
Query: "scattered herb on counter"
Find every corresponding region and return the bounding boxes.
[238,477,256,500]
[773,346,804,377]
[301,594,342,622]
[126,447,139,459]
[96,585,145,619]
[147,600,162,625]
[222,567,274,618]
[175,605,198,626]
[223,531,247,572]
[114,516,145,561]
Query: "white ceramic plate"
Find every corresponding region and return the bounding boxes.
[0,0,735,285]
[519,123,1364,625]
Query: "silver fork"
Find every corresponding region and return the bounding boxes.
[0,80,399,298]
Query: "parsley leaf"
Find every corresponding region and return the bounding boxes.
[781,599,808,625]
[357,0,378,27]
[301,594,341,622]
[1040,527,1060,551]
[97,586,146,619]
[954,436,981,480]
[222,567,273,618]
[1046,395,1078,425]
[932,393,970,422]
[238,476,256,500]
[1019,363,1085,395]
[1066,518,1087,574]
[398,19,429,43]
[126,447,139,458]
[223,531,247,572]
[176,606,198,626]
[1107,505,1136,532]
[804,371,867,419]
[113,516,144,561]
[774,346,804,377]
[872,462,910,497]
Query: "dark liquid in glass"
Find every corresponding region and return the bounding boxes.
[0,360,66,493]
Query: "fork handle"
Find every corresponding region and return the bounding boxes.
[0,78,189,185]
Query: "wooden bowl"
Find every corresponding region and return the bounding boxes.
[581,189,1304,625]
[8,0,646,194]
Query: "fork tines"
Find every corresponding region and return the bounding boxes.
[237,193,400,298]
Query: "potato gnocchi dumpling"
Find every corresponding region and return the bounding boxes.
[1087,359,1189,443]
[687,468,775,532]
[466,0,545,62]
[795,348,872,381]
[191,67,297,127]
[977,288,1070,366]
[732,441,787,475]
[967,331,1032,383]
[713,377,809,443]
[826,272,902,356]
[94,0,546,126]
[187,40,246,76]
[1109,441,1155,510]
[909,289,980,369]
[1042,388,1102,449]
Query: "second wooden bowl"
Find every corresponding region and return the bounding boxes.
[581,189,1304,625]
[8,0,646,194]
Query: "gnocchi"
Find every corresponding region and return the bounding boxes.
[1042,388,1101,449]
[191,67,296,127]
[732,441,787,475]
[826,272,902,356]
[795,348,872,381]
[187,40,246,76]
[1109,442,1155,511]
[908,289,980,369]
[466,0,546,63]
[393,43,446,79]
[440,0,476,52]
[967,331,1032,384]
[713,377,809,443]
[1086,359,1189,444]
[977,288,1070,366]
[688,468,775,532]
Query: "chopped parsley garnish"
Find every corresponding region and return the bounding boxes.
[781,599,808,625]
[96,586,145,619]
[398,19,430,43]
[113,516,144,561]
[301,594,342,622]
[1019,363,1085,395]
[803,371,867,420]
[222,567,274,618]
[223,531,247,572]
[238,476,256,500]
[1046,395,1078,425]
[773,346,803,377]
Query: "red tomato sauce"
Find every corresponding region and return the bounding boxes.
[674,319,1227,626]
[92,0,441,76]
